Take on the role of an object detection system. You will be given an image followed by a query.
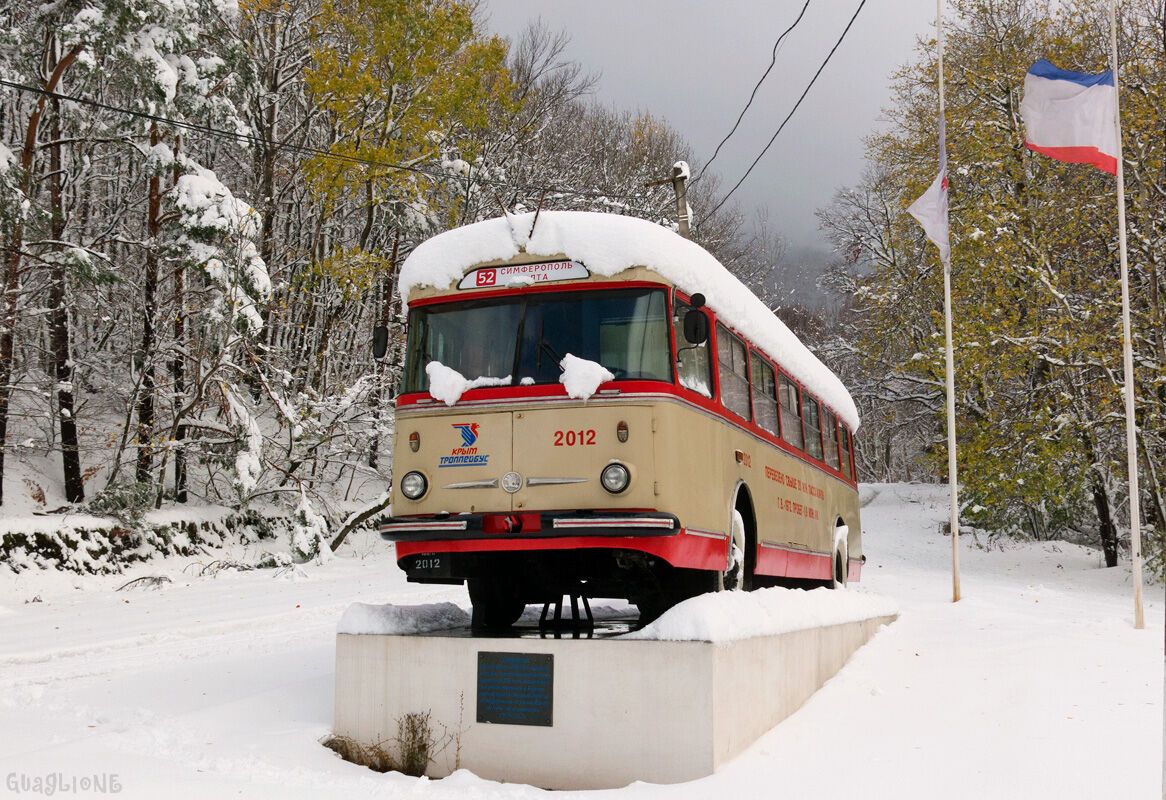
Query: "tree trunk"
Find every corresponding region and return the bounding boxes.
[48,88,84,502]
[169,139,187,502]
[0,42,80,506]
[1091,477,1119,568]
[135,124,161,484]
[368,230,400,469]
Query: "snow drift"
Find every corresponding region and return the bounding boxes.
[625,587,898,643]
[337,601,470,635]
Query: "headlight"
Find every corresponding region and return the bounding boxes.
[400,471,428,500]
[600,463,630,494]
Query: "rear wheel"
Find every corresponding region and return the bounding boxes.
[831,547,848,589]
[468,578,526,629]
[830,523,849,589]
[717,509,749,592]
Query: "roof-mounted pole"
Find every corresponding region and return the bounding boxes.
[644,160,692,239]
[672,162,691,238]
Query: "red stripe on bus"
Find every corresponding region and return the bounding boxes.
[755,545,834,580]
[394,529,727,571]
[407,279,670,308]
[847,559,863,582]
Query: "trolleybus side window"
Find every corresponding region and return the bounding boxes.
[672,299,712,397]
[823,410,841,470]
[750,352,779,435]
[778,374,804,450]
[716,324,751,421]
[840,424,853,480]
[802,393,824,460]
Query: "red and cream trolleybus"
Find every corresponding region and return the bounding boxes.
[380,211,862,627]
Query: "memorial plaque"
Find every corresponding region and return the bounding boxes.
[476,651,554,727]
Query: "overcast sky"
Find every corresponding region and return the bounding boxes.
[483,0,935,258]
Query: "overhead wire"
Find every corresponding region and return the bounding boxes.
[0,77,668,208]
[690,0,812,187]
[694,0,868,230]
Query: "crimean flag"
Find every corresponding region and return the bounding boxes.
[1020,60,1118,175]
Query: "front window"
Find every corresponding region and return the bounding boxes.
[403,288,672,393]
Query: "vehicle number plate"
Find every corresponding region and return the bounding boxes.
[411,555,444,572]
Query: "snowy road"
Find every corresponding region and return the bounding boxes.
[1,484,1161,799]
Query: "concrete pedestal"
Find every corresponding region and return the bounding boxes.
[333,614,895,790]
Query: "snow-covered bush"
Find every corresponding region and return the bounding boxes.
[86,481,156,528]
[290,489,332,563]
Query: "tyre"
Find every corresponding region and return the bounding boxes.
[830,523,849,589]
[716,508,750,592]
[468,577,526,629]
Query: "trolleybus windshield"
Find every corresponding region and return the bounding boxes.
[402,287,672,393]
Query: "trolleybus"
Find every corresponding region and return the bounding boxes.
[379,211,862,626]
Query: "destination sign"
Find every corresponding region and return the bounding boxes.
[458,260,590,290]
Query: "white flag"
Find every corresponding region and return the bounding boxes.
[908,116,950,265]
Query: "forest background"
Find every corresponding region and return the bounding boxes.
[0,0,1161,576]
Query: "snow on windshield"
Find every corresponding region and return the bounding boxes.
[559,354,614,400]
[424,362,511,406]
[399,211,859,429]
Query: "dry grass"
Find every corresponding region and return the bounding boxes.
[323,711,442,778]
[322,735,400,774]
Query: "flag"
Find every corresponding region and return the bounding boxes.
[1020,60,1118,175]
[908,115,950,266]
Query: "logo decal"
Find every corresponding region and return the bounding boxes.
[440,422,489,468]
[452,423,479,447]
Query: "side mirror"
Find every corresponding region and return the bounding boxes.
[683,309,709,345]
[372,325,389,360]
[689,293,705,309]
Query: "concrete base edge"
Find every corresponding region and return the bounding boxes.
[333,613,897,790]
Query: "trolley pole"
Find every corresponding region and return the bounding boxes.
[644,161,692,239]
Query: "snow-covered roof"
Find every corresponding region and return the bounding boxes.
[399,211,859,429]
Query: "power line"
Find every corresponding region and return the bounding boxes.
[0,77,668,208]
[695,0,868,230]
[691,0,812,187]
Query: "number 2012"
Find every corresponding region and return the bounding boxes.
[554,429,596,446]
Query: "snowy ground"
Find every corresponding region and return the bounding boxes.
[0,483,1161,799]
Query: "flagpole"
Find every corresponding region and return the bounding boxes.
[1107,0,1144,630]
[937,0,961,603]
